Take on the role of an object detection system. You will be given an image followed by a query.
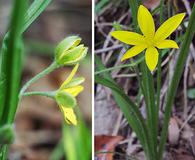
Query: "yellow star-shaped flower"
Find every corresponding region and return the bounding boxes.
[111,5,185,71]
[55,63,85,125]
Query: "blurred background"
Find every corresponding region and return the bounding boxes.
[0,0,92,159]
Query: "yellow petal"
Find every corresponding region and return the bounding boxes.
[60,107,77,125]
[154,13,185,42]
[111,31,145,45]
[121,45,146,61]
[62,85,84,97]
[145,47,159,71]
[60,64,79,89]
[155,40,179,49]
[137,5,155,38]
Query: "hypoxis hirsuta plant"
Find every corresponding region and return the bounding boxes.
[95,2,195,160]
[0,0,88,159]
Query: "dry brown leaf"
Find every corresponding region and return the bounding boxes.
[95,135,123,160]
[168,117,180,145]
[190,134,195,156]
[143,0,160,9]
[174,154,194,160]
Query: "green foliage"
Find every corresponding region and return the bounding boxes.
[95,0,109,13]
[0,0,52,159]
[0,125,14,146]
[0,0,27,124]
[23,0,52,33]
[0,0,27,158]
[0,0,53,124]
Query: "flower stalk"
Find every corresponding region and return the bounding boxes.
[23,91,56,98]
[19,61,59,98]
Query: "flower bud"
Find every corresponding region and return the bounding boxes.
[55,36,88,66]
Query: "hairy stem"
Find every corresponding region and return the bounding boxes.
[19,61,59,98]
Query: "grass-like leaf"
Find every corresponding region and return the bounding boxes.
[0,0,53,124]
[22,0,52,33]
[0,0,27,158]
[0,0,27,124]
[0,0,52,159]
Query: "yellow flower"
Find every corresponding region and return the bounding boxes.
[111,5,185,71]
[55,63,85,125]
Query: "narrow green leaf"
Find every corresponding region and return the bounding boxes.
[95,0,109,14]
[22,0,52,33]
[0,0,27,124]
[0,0,52,124]
[128,0,141,28]
[0,76,6,121]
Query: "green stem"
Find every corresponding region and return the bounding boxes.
[128,0,140,28]
[0,146,8,160]
[140,63,157,160]
[156,0,164,110]
[158,3,195,160]
[19,61,59,98]
[156,0,165,153]
[95,57,144,75]
[23,91,56,99]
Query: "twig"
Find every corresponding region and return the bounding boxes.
[113,73,139,78]
[182,0,192,15]
[183,54,191,119]
[180,107,195,131]
[112,112,123,136]
[95,44,123,54]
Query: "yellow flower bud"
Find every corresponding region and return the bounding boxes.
[55,36,88,66]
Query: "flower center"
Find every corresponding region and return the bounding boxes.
[144,37,155,47]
